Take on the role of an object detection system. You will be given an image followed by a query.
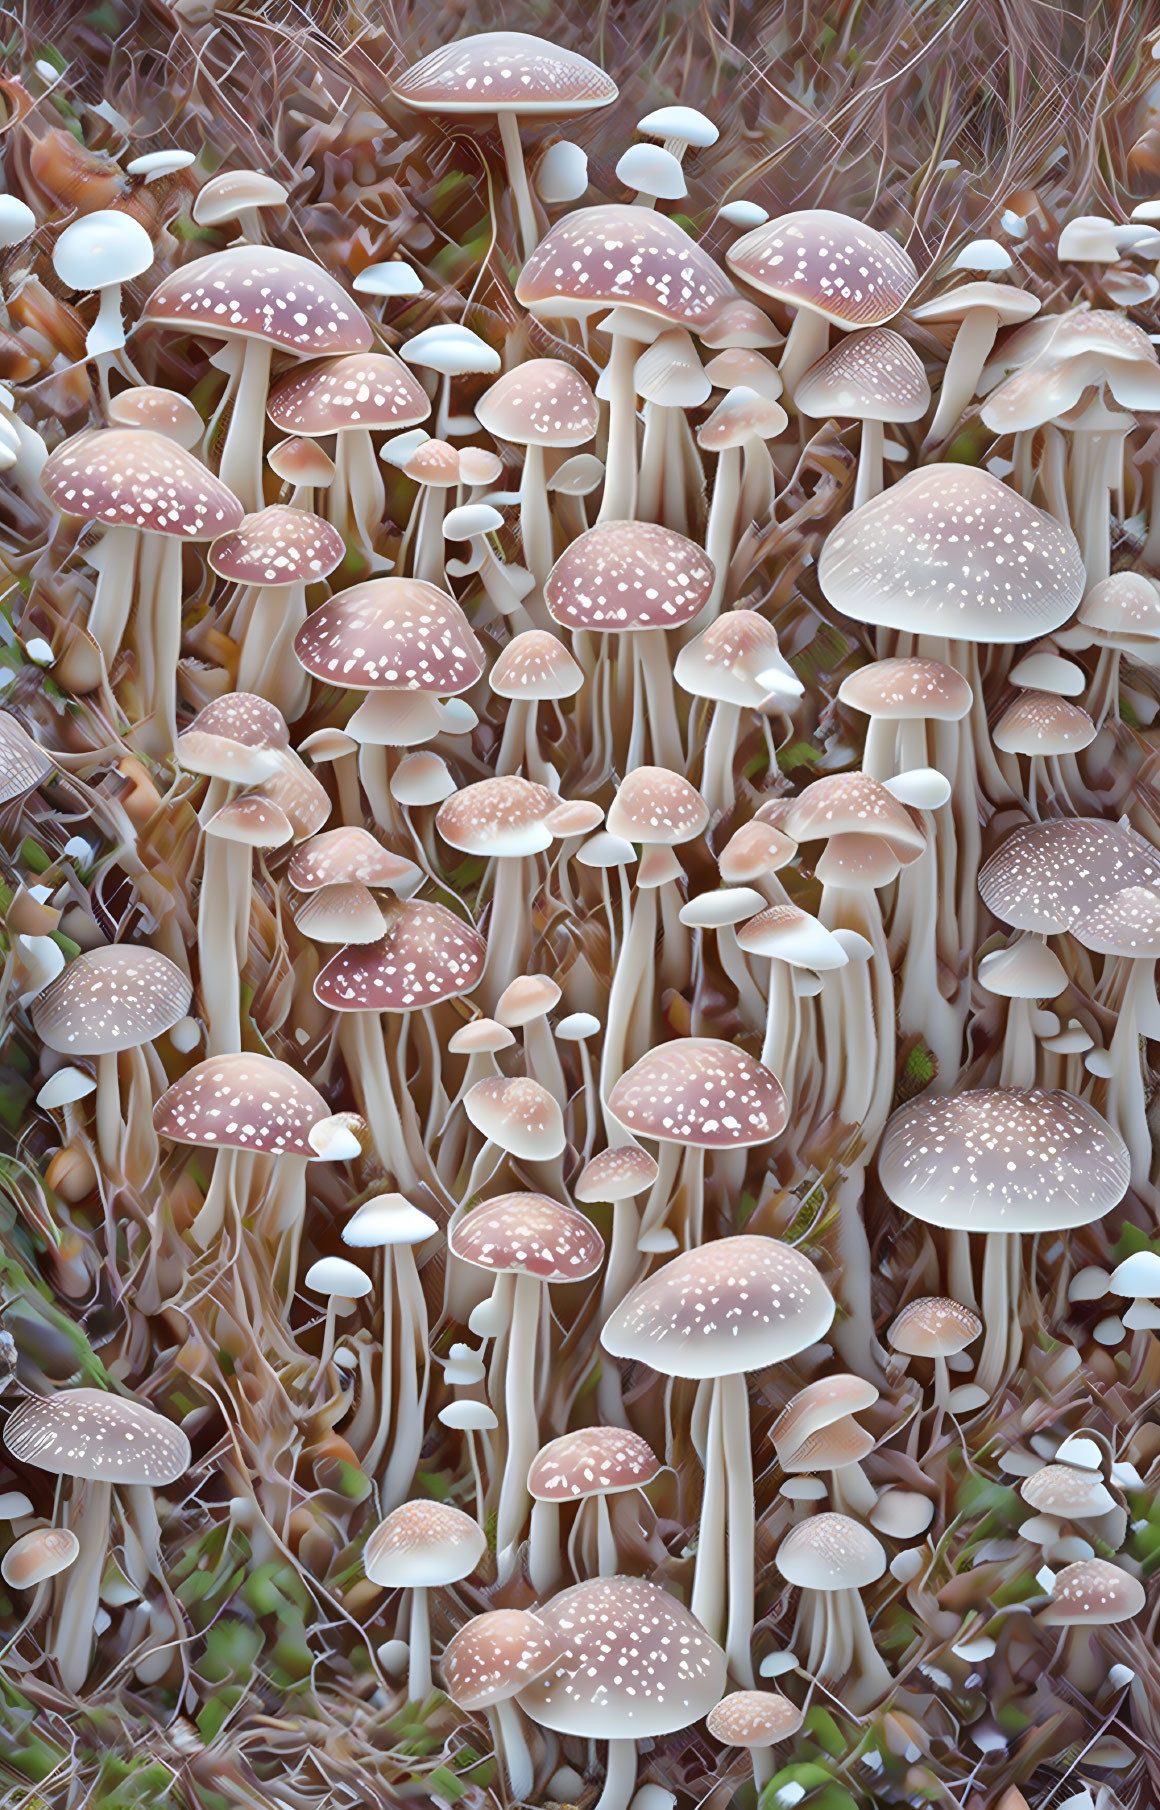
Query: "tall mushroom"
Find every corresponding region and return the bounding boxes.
[526,1425,660,1594]
[208,505,345,718]
[363,1500,486,1701]
[775,1512,889,1711]
[442,1609,560,1801]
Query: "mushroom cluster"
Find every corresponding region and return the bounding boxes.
[0,14,1157,1810]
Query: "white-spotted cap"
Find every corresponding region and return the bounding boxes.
[606,768,709,845]
[5,1388,191,1486]
[43,428,243,539]
[529,1426,659,1501]
[1079,571,1160,646]
[0,715,52,803]
[780,773,924,859]
[442,1609,561,1710]
[978,818,1160,933]
[707,1690,804,1750]
[1,1526,80,1589]
[878,1087,1130,1233]
[546,520,715,632]
[1071,885,1160,959]
[674,610,801,708]
[608,1038,788,1146]
[205,794,293,849]
[145,245,371,355]
[208,505,344,586]
[476,360,598,448]
[838,657,972,721]
[153,1053,328,1154]
[795,327,930,421]
[517,1575,727,1738]
[818,466,1085,643]
[267,352,429,436]
[364,1499,486,1588]
[314,899,486,1013]
[736,904,850,971]
[1040,1559,1144,1626]
[294,577,484,694]
[887,1296,982,1358]
[462,1080,567,1161]
[107,386,203,449]
[993,691,1096,756]
[392,33,617,117]
[490,631,583,700]
[517,205,734,327]
[287,827,418,894]
[404,439,461,488]
[449,1192,603,1281]
[775,1512,886,1591]
[575,1145,660,1203]
[1020,1464,1114,1519]
[602,1235,834,1379]
[437,776,560,857]
[34,945,191,1056]
[727,210,918,328]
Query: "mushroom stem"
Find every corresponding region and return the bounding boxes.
[518,442,554,596]
[88,525,139,668]
[494,1271,543,1569]
[635,631,684,770]
[701,701,743,818]
[595,1737,637,1810]
[135,531,183,757]
[51,1478,112,1692]
[779,309,830,399]
[597,333,639,523]
[923,308,999,447]
[198,834,251,1056]
[853,418,885,509]
[976,1232,1021,1395]
[407,1584,432,1700]
[702,445,741,619]
[218,337,273,512]
[1098,958,1153,1185]
[341,1012,419,1190]
[497,110,541,263]
[721,1369,757,1687]
[236,584,311,719]
[381,1245,431,1509]
[528,1499,562,1595]
[332,429,386,565]
[492,1696,537,1802]
[94,1050,124,1180]
[594,1493,618,1574]
[690,1376,728,1643]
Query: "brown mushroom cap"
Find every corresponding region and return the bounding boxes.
[606,767,710,845]
[294,577,484,694]
[575,1144,660,1203]
[34,945,191,1057]
[887,1296,982,1358]
[476,360,598,448]
[392,32,617,117]
[1040,1558,1145,1626]
[442,1609,561,1710]
[528,1426,660,1501]
[602,1235,835,1379]
[879,1087,1130,1234]
[287,827,418,893]
[364,1499,486,1588]
[153,1053,328,1154]
[727,210,918,327]
[795,326,930,422]
[267,352,430,436]
[43,428,243,538]
[706,1690,804,1750]
[546,520,716,632]
[208,505,344,585]
[518,1575,727,1739]
[449,1192,604,1282]
[437,776,560,856]
[993,691,1096,756]
[490,631,584,700]
[1,1526,80,1589]
[314,899,486,1012]
[518,205,734,327]
[780,773,925,859]
[5,1388,191,1486]
[978,818,1160,934]
[608,1037,789,1148]
[838,656,972,721]
[145,245,372,355]
[107,385,203,448]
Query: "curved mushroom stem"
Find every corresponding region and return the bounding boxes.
[721,1369,757,1686]
[134,532,184,758]
[518,442,554,598]
[51,1478,112,1692]
[528,1499,562,1595]
[332,429,387,567]
[923,309,1000,447]
[597,332,639,524]
[779,309,829,399]
[236,583,311,720]
[494,1271,543,1571]
[595,1738,638,1810]
[700,701,742,819]
[340,1012,419,1190]
[218,336,273,512]
[853,418,885,509]
[88,525,139,669]
[407,1584,433,1700]
[497,110,540,262]
[492,1697,537,1802]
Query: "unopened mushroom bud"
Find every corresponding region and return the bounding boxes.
[1,1525,80,1589]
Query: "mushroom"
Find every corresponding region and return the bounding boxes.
[675,610,801,815]
[442,1609,560,1801]
[775,1512,890,1710]
[191,169,287,243]
[795,327,929,506]
[911,281,1040,445]
[435,776,560,1007]
[887,1296,982,1417]
[695,388,789,612]
[304,1253,372,1388]
[771,1374,880,1516]
[706,1690,804,1794]
[1039,1558,1145,1694]
[1070,886,1160,1186]
[51,208,154,401]
[603,1235,834,1683]
[363,1500,486,1701]
[517,1575,726,1810]
[397,439,462,586]
[342,1192,437,1503]
[4,1388,190,1692]
[1,1525,79,1591]
[489,630,583,785]
[992,690,1097,818]
[208,505,345,719]
[527,1425,661,1593]
[391,33,617,260]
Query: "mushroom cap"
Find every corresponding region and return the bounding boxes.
[476,359,598,448]
[343,1192,438,1248]
[392,32,617,117]
[638,104,719,147]
[887,1296,982,1357]
[1071,885,1160,959]
[727,209,917,327]
[107,385,203,449]
[294,577,484,694]
[314,899,486,1013]
[606,767,710,845]
[1079,571,1160,643]
[635,329,712,409]
[528,1425,660,1500]
[448,1017,515,1055]
[794,327,930,422]
[489,630,583,700]
[403,438,460,487]
[706,1690,804,1750]
[305,1254,372,1299]
[437,776,560,857]
[43,428,243,539]
[993,691,1096,756]
[0,714,52,803]
[1109,1251,1160,1298]
[911,281,1040,326]
[718,820,798,883]
[33,945,191,1056]
[462,1079,567,1161]
[269,435,336,487]
[775,1512,886,1591]
[295,882,386,945]
[517,205,734,327]
[391,750,456,806]
[838,657,972,722]
[267,352,430,436]
[602,1235,834,1379]
[818,466,1086,643]
[1041,1559,1145,1626]
[771,1375,879,1464]
[442,1609,561,1710]
[575,1144,660,1202]
[1020,1463,1114,1519]
[780,773,924,859]
[208,505,344,586]
[704,347,784,398]
[518,1575,727,1739]
[52,209,153,289]
[145,245,372,355]
[1,1526,80,1589]
[674,610,800,708]
[695,385,788,449]
[206,793,294,849]
[607,1038,788,1148]
[546,520,715,632]
[494,973,561,1026]
[4,1388,191,1487]
[364,1499,486,1588]
[153,1053,328,1154]
[192,169,287,226]
[287,826,418,894]
[978,818,1160,934]
[878,1087,1130,1233]
[449,1192,603,1282]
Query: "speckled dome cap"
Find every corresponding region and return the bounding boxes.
[43,428,243,538]
[144,245,371,355]
[794,326,930,421]
[450,1192,604,1282]
[393,32,617,116]
[476,360,598,447]
[442,1610,561,1710]
[727,210,917,327]
[294,578,484,693]
[1040,1558,1145,1626]
[313,899,486,1012]
[775,1511,886,1590]
[707,1691,804,1749]
[34,945,191,1056]
[546,521,715,632]
[364,1499,485,1588]
[978,817,1160,934]
[153,1053,328,1154]
[208,505,344,585]
[267,352,430,435]
[528,1425,659,1500]
[518,206,734,326]
[607,1038,788,1147]
[5,1388,191,1486]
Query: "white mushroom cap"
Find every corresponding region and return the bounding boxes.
[887,1295,982,1358]
[5,1388,191,1486]
[476,360,598,449]
[776,1513,886,1591]
[536,140,589,205]
[637,105,719,149]
[602,1235,834,1380]
[392,32,618,119]
[575,1145,659,1203]
[401,324,501,377]
[1108,1252,1160,1298]
[717,201,769,230]
[193,169,287,227]
[952,238,1014,272]
[518,1575,727,1739]
[680,887,768,929]
[977,938,1068,1000]
[1020,1463,1114,1519]
[0,196,35,247]
[771,1374,879,1462]
[794,327,930,423]
[1,1526,80,1589]
[978,818,1160,934]
[364,1499,486,1588]
[305,1256,372,1300]
[53,209,153,290]
[1040,1559,1145,1626]
[343,1193,438,1247]
[354,261,423,298]
[869,1491,935,1540]
[617,144,687,201]
[736,904,849,970]
[993,691,1096,756]
[495,973,562,1026]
